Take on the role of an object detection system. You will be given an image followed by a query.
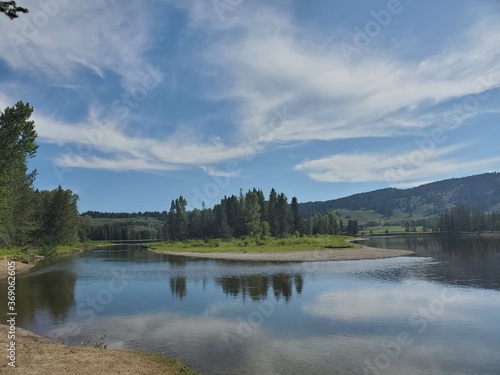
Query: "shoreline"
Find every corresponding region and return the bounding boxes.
[147,244,415,262]
[0,324,196,374]
[0,259,36,280]
[0,242,114,280]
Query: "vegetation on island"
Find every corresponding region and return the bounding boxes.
[148,235,357,253]
[80,188,360,252]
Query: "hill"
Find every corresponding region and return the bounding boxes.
[299,172,500,225]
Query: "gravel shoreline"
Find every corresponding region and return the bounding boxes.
[147,245,415,262]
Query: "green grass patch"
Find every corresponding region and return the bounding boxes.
[141,353,199,375]
[0,247,27,261]
[0,241,114,260]
[364,226,426,235]
[148,235,358,254]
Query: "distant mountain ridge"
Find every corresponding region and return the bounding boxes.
[299,172,500,220]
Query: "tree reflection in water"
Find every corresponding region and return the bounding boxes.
[217,273,303,302]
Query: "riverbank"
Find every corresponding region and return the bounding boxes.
[147,245,414,262]
[0,324,197,374]
[0,259,35,279]
[0,241,114,280]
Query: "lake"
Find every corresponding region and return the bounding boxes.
[1,236,500,374]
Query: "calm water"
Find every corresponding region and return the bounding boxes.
[1,237,500,375]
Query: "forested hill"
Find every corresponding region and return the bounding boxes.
[299,172,500,218]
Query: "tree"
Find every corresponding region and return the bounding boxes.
[0,1,28,20]
[213,203,231,238]
[0,101,38,247]
[268,188,278,236]
[346,219,358,236]
[167,196,188,241]
[38,186,80,245]
[275,193,290,237]
[327,211,339,235]
[244,191,261,236]
[290,197,302,234]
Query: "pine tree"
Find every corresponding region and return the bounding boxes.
[290,197,302,234]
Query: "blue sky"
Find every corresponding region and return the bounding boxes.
[1,0,499,212]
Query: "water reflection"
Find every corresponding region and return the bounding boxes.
[0,268,76,325]
[1,241,500,375]
[170,276,187,299]
[216,273,303,302]
[361,235,500,289]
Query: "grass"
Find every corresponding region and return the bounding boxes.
[362,226,427,235]
[148,235,358,254]
[141,353,199,375]
[0,240,114,260]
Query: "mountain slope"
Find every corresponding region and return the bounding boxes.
[299,172,500,222]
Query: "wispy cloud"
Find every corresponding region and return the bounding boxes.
[200,165,241,178]
[206,11,500,144]
[1,1,499,180]
[0,1,154,90]
[294,146,500,183]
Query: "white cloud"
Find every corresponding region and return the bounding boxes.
[294,146,500,183]
[0,1,154,89]
[2,2,500,177]
[200,10,500,144]
[200,165,241,178]
[32,106,257,171]
[303,283,500,321]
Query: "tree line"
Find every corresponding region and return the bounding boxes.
[160,189,358,242]
[437,204,500,234]
[77,189,360,242]
[0,102,80,249]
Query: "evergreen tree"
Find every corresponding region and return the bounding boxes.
[290,197,302,234]
[0,102,38,247]
[268,188,278,236]
[214,203,231,238]
[275,193,290,237]
[245,191,261,236]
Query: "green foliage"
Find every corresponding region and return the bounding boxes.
[0,102,82,252]
[438,204,500,233]
[38,244,57,257]
[149,235,357,253]
[0,1,28,19]
[0,101,38,248]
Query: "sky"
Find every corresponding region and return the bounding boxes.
[1,0,499,212]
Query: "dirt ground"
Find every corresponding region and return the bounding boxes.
[0,259,35,280]
[0,325,196,375]
[150,246,415,262]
